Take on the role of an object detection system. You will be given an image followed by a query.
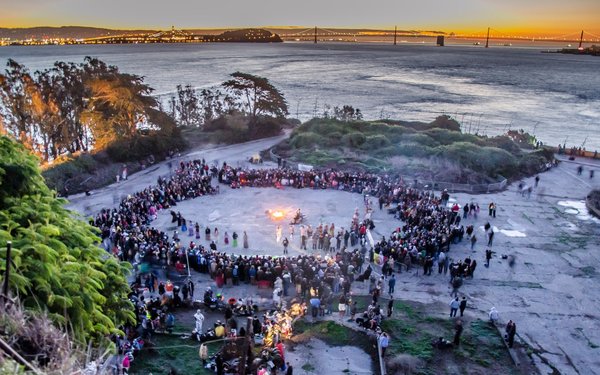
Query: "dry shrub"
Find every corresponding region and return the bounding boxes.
[386,354,424,375]
[0,303,81,374]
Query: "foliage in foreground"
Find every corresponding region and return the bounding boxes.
[0,302,98,374]
[0,136,134,346]
[274,116,553,183]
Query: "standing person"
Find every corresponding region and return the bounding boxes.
[449,297,459,317]
[282,237,289,254]
[199,343,208,366]
[534,175,540,187]
[459,297,467,317]
[470,235,477,250]
[214,228,219,244]
[487,230,494,247]
[223,232,229,246]
[338,294,347,318]
[205,227,211,241]
[485,249,492,267]
[122,353,131,374]
[591,170,595,179]
[350,301,358,321]
[232,232,238,247]
[387,298,394,317]
[194,310,205,339]
[243,231,249,249]
[195,222,200,240]
[379,332,389,357]
[489,307,499,325]
[215,354,224,375]
[506,320,517,348]
[285,362,293,375]
[388,274,396,295]
[438,251,446,274]
[453,320,463,346]
[276,225,282,243]
[300,225,307,250]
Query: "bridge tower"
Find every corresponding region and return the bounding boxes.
[394,26,397,45]
[314,26,317,44]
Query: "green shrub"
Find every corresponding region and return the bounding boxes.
[364,134,392,149]
[477,146,518,176]
[436,143,517,177]
[327,132,343,147]
[251,116,284,138]
[106,130,186,162]
[395,144,434,158]
[428,115,461,131]
[424,128,479,145]
[342,132,367,147]
[486,135,522,155]
[290,132,322,148]
[518,152,548,175]
[401,133,439,147]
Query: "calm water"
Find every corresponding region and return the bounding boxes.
[1,42,599,149]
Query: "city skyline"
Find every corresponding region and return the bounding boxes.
[3,0,600,37]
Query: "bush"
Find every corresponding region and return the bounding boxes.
[290,132,322,149]
[106,129,185,162]
[364,134,392,149]
[342,132,367,147]
[401,133,439,148]
[518,152,548,175]
[251,116,284,139]
[326,131,343,147]
[486,135,522,155]
[436,143,517,177]
[477,146,518,177]
[428,115,461,131]
[395,144,435,158]
[424,128,479,145]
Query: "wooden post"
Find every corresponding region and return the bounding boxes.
[314,26,318,44]
[394,26,397,45]
[485,27,490,48]
[1,241,11,307]
[238,317,254,374]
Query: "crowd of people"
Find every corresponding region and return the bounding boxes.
[90,156,518,374]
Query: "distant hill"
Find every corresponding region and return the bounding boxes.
[0,26,156,40]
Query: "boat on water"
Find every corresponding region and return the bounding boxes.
[503,43,512,46]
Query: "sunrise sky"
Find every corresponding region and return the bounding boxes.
[3,0,600,37]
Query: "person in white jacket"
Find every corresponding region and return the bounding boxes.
[489,307,499,325]
[194,309,205,340]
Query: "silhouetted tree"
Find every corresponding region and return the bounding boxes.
[222,72,288,119]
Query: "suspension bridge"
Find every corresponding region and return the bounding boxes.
[277,26,600,46]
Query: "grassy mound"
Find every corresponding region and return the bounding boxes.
[274,116,553,184]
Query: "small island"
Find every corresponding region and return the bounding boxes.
[559,45,600,56]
